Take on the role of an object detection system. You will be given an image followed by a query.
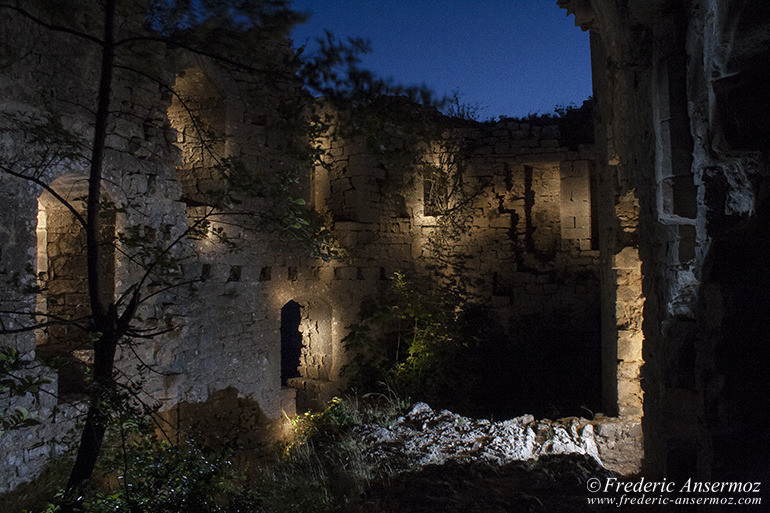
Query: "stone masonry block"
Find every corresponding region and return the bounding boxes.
[617,330,643,362]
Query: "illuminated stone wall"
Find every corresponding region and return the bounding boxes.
[560,0,770,481]
[313,116,604,418]
[1,63,606,491]
[1,7,606,495]
[0,8,187,492]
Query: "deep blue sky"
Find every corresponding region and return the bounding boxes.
[290,0,592,119]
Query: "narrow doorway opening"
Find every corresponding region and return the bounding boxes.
[36,175,115,399]
[280,300,302,387]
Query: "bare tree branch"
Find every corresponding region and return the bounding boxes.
[0,164,88,228]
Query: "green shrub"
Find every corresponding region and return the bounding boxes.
[342,272,498,414]
[87,439,244,513]
[29,438,253,513]
[33,396,392,513]
[254,396,396,513]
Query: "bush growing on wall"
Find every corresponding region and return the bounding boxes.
[342,272,502,415]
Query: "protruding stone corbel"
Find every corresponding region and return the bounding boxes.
[557,0,595,31]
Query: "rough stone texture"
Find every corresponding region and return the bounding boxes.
[560,0,770,483]
[318,119,601,320]
[356,402,640,475]
[592,415,643,476]
[0,368,85,494]
[0,0,757,496]
[310,116,604,419]
[0,4,641,495]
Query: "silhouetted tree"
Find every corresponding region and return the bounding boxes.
[0,1,442,509]
[0,0,315,508]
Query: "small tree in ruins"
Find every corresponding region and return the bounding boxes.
[0,0,443,509]
[0,0,333,508]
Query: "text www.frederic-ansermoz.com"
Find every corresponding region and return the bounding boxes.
[585,477,763,508]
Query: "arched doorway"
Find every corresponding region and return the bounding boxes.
[36,174,115,397]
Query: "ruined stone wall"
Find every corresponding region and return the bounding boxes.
[0,8,189,492]
[560,0,770,481]
[1,8,605,496]
[316,116,602,417]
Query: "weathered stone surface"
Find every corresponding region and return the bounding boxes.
[562,0,770,482]
[355,402,640,475]
[356,403,599,471]
[0,4,620,495]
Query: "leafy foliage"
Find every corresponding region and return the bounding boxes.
[1,405,44,431]
[27,394,405,513]
[85,440,244,513]
[257,395,406,513]
[503,98,594,150]
[34,440,252,513]
[342,273,500,414]
[145,0,305,37]
[0,0,447,504]
[0,348,50,394]
[284,396,370,452]
[0,348,51,432]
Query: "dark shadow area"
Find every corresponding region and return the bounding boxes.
[701,197,770,489]
[281,300,302,387]
[474,312,602,420]
[0,455,73,513]
[352,454,616,513]
[160,386,285,477]
[701,24,770,485]
[344,287,602,421]
[34,346,90,399]
[713,51,770,153]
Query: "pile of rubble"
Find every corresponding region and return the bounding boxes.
[355,402,601,473]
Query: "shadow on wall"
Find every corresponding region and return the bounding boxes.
[699,32,770,485]
[342,277,602,421]
[473,311,602,420]
[158,387,284,466]
[0,455,73,513]
[701,196,770,485]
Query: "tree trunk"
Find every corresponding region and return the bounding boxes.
[60,0,117,509]
[61,329,119,510]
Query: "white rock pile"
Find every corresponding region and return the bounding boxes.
[355,402,601,472]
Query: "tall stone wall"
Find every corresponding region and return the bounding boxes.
[314,115,603,416]
[0,8,607,495]
[560,0,770,482]
[0,8,187,492]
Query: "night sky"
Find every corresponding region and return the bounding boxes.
[290,0,592,119]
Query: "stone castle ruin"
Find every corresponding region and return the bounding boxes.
[1,0,768,498]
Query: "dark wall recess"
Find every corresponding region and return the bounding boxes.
[280,300,302,387]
